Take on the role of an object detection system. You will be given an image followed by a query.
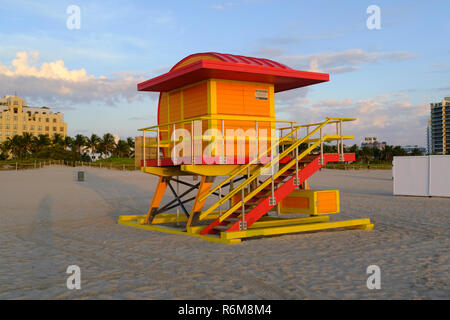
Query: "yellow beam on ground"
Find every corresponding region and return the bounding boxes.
[220,218,373,240]
[250,216,329,229]
[117,219,241,244]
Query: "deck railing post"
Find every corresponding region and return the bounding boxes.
[339,120,344,162]
[336,122,340,155]
[319,127,324,165]
[241,187,246,230]
[307,126,311,149]
[173,123,176,165]
[229,179,234,209]
[157,127,160,166]
[143,130,146,169]
[255,120,258,164]
[218,186,222,216]
[294,127,299,187]
[221,119,225,164]
[191,120,194,165]
[176,176,180,226]
[247,167,251,193]
[269,147,276,205]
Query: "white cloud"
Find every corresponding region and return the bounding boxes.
[280,49,416,74]
[0,51,152,105]
[277,93,429,146]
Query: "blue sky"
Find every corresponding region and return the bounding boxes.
[0,0,449,146]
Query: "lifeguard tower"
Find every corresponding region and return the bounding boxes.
[118,52,373,244]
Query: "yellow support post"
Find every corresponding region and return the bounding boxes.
[221,219,373,240]
[144,177,168,224]
[186,176,215,227]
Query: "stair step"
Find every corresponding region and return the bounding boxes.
[254,193,269,199]
[279,172,293,177]
[213,225,230,231]
[235,206,257,213]
[225,217,240,223]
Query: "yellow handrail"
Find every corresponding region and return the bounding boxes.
[277,117,356,131]
[217,140,322,223]
[198,125,302,202]
[198,118,334,220]
[215,131,354,223]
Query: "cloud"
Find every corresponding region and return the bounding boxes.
[276,93,430,146]
[280,49,416,74]
[312,98,353,108]
[0,51,150,105]
[210,2,235,10]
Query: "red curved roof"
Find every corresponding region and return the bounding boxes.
[170,52,291,71]
[138,52,329,93]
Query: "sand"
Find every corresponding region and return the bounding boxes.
[0,166,448,299]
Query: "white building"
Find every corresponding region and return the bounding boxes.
[361,137,386,150]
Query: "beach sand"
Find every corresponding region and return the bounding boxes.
[0,166,448,299]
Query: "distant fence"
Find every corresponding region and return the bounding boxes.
[324,163,392,170]
[0,160,139,171]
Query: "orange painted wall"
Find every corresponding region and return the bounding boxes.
[216,81,272,117]
[169,91,182,122]
[157,79,276,160]
[183,82,208,118]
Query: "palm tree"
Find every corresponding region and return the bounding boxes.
[0,140,11,160]
[410,148,423,156]
[72,134,87,154]
[360,146,373,163]
[114,140,131,158]
[84,134,101,154]
[98,133,116,157]
[126,137,135,157]
[21,132,34,157]
[7,135,24,158]
[63,136,73,150]
[32,134,51,153]
[52,133,64,147]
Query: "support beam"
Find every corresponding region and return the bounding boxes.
[187,176,215,227]
[221,219,373,240]
[156,182,200,214]
[144,177,168,224]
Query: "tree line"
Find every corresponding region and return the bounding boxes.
[1,132,424,163]
[317,143,423,163]
[0,133,134,161]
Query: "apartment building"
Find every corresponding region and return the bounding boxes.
[430,97,450,154]
[361,137,386,150]
[0,95,67,142]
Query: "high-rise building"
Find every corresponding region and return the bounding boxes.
[430,97,450,154]
[426,118,432,155]
[0,95,67,142]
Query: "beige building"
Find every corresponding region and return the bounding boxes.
[0,95,67,142]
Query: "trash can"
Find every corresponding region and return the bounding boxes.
[77,171,85,182]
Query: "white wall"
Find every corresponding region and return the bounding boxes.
[393,155,450,197]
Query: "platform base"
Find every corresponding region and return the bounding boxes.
[118,213,373,244]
